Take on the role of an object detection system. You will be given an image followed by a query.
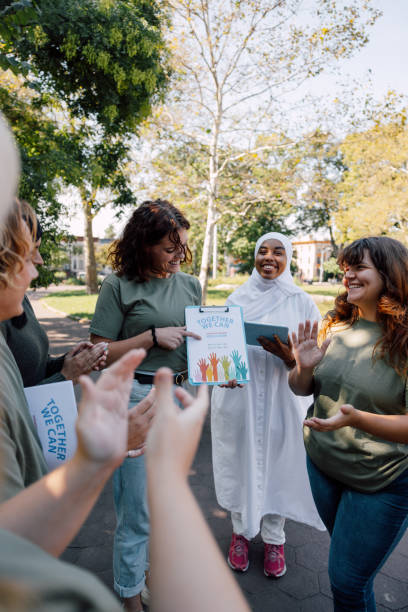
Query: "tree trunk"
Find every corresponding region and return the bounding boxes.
[199,202,216,302]
[82,196,98,294]
[212,223,218,279]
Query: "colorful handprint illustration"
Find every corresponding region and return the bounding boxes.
[192,350,248,383]
[208,352,220,382]
[221,355,231,381]
[197,358,209,382]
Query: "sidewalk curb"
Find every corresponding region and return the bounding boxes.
[40,298,91,324]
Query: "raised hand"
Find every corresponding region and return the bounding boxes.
[197,358,208,381]
[237,361,248,379]
[146,368,209,478]
[206,364,213,382]
[76,349,146,468]
[220,355,231,380]
[304,404,356,432]
[155,326,201,351]
[257,335,296,369]
[208,352,220,381]
[291,320,330,371]
[231,350,242,369]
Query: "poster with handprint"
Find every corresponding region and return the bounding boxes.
[185,305,250,385]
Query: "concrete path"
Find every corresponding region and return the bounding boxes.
[28,289,408,611]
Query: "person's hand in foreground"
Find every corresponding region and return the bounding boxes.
[146,370,250,612]
[0,349,146,556]
[257,334,296,369]
[146,368,208,478]
[76,348,147,468]
[61,341,109,383]
[304,404,356,431]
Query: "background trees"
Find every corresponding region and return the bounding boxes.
[1,0,169,289]
[335,104,408,243]
[144,0,379,298]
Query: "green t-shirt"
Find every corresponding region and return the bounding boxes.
[90,272,202,373]
[0,334,48,502]
[304,318,408,493]
[0,528,121,611]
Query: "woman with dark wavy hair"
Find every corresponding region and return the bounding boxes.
[90,199,201,612]
[289,236,408,612]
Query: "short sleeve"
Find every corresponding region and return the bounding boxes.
[0,416,25,502]
[194,278,202,305]
[90,276,126,340]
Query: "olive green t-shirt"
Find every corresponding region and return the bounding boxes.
[0,333,48,502]
[0,528,121,611]
[304,318,408,493]
[90,272,202,373]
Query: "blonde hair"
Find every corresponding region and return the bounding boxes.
[0,199,36,289]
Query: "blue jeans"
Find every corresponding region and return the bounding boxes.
[113,380,152,598]
[307,456,408,612]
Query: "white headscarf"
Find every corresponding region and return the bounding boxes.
[227,232,303,321]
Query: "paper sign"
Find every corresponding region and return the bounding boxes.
[185,305,250,385]
[24,381,78,470]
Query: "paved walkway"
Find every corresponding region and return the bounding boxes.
[29,289,408,611]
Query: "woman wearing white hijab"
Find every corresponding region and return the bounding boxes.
[211,232,325,578]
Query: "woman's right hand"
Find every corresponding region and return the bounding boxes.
[155,326,201,350]
[291,320,330,370]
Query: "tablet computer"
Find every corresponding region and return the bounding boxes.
[244,321,289,346]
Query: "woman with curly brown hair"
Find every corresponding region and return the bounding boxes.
[289,236,408,612]
[90,199,201,611]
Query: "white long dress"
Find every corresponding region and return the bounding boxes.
[211,290,325,538]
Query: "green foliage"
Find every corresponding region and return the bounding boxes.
[336,96,408,244]
[0,0,39,75]
[145,137,295,273]
[2,0,169,133]
[323,257,341,279]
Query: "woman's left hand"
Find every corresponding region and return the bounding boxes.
[257,335,296,369]
[304,404,357,431]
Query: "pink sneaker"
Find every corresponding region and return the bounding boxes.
[264,543,286,578]
[227,533,249,572]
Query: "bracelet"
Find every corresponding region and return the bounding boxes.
[150,325,159,348]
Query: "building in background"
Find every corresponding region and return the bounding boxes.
[292,235,332,283]
[63,237,113,278]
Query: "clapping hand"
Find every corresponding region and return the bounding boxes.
[61,341,108,383]
[291,320,330,371]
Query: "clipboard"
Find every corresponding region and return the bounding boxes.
[185,305,250,385]
[244,321,289,346]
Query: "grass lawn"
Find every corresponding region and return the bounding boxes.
[43,291,97,321]
[42,279,338,319]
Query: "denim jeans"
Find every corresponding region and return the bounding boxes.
[307,455,408,612]
[113,380,152,598]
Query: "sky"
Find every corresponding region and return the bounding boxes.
[66,0,408,238]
